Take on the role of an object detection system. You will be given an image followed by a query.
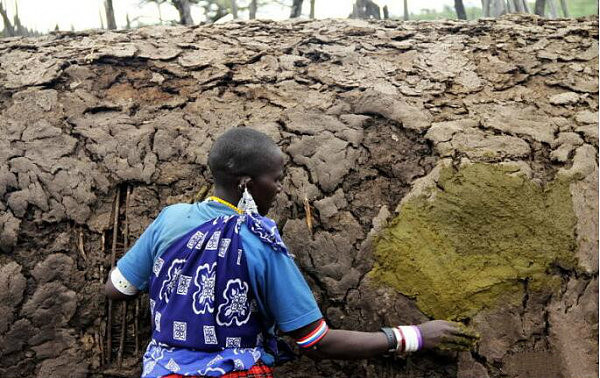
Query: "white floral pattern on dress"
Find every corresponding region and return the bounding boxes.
[165,358,181,372]
[176,275,192,295]
[159,258,186,303]
[218,238,231,257]
[203,325,218,345]
[205,231,221,251]
[216,279,251,326]
[142,339,174,377]
[225,337,241,348]
[187,230,205,249]
[192,262,216,314]
[153,257,165,277]
[233,359,245,370]
[155,311,161,332]
[173,321,187,341]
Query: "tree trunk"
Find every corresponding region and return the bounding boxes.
[547,0,558,17]
[310,0,315,19]
[350,0,380,19]
[365,0,381,19]
[0,2,15,36]
[512,0,523,12]
[99,8,105,29]
[249,0,257,19]
[507,0,516,12]
[559,0,569,17]
[482,0,490,17]
[231,0,238,19]
[521,0,531,13]
[173,0,194,25]
[383,5,389,19]
[534,0,546,15]
[455,0,467,19]
[290,0,303,18]
[489,0,507,17]
[105,0,117,30]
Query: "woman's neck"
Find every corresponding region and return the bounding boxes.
[212,186,241,207]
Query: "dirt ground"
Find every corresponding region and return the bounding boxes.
[0,15,597,377]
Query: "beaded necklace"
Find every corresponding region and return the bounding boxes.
[206,196,243,214]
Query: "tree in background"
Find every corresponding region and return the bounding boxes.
[455,0,467,19]
[0,0,39,36]
[249,0,257,19]
[309,0,315,19]
[173,0,194,24]
[105,0,117,29]
[290,0,303,18]
[231,0,238,18]
[0,1,15,36]
[534,0,546,15]
[350,0,381,19]
[403,0,408,20]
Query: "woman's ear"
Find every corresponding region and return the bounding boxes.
[238,176,252,192]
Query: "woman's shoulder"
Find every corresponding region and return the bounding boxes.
[240,215,292,259]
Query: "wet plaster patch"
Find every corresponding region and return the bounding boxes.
[371,163,578,320]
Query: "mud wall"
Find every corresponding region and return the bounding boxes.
[0,15,597,378]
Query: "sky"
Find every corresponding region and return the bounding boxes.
[0,0,483,33]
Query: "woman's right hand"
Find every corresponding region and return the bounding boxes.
[415,320,478,350]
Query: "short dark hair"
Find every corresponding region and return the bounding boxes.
[208,128,280,185]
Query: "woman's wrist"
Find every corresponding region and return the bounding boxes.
[380,324,424,355]
[379,327,398,353]
[396,325,422,352]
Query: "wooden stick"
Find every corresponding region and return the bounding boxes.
[303,195,313,235]
[117,302,127,366]
[134,297,140,355]
[117,186,131,366]
[110,189,121,268]
[128,186,140,355]
[78,228,87,262]
[106,188,121,364]
[100,231,106,364]
[193,184,210,203]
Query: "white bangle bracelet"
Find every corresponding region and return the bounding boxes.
[398,326,420,352]
[111,267,139,295]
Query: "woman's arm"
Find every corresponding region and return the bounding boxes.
[287,319,468,360]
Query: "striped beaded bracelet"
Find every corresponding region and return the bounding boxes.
[296,319,329,349]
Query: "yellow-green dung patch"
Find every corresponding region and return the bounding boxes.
[371,163,578,320]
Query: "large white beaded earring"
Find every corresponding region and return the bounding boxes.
[237,186,258,215]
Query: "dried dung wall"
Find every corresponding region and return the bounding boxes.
[0,15,597,378]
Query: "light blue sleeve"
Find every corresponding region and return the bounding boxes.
[243,232,323,333]
[117,209,166,291]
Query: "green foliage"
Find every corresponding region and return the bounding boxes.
[567,0,599,17]
[371,163,578,320]
[409,0,597,20]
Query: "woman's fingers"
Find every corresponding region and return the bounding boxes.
[446,322,480,339]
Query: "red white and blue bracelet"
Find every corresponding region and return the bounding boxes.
[296,319,329,349]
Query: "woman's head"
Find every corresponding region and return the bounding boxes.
[208,128,284,215]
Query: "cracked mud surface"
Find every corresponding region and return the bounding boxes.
[0,15,597,377]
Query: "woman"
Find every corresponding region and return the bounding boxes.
[105,127,473,377]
